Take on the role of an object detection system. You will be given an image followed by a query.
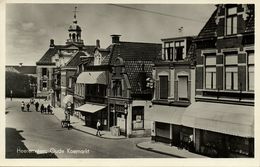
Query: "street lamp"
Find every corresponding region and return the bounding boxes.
[29,81,37,99]
[124,102,128,137]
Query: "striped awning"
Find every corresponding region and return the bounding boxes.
[76,71,106,85]
[182,102,254,138]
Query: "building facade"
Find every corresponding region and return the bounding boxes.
[36,7,95,105]
[74,35,162,137]
[150,36,196,147]
[183,4,254,157]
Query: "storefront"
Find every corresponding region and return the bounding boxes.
[75,102,108,130]
[182,102,254,157]
[151,105,185,147]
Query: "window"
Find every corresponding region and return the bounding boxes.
[205,56,216,89]
[42,81,47,90]
[178,76,188,100]
[159,76,168,99]
[248,52,254,91]
[155,122,170,139]
[225,53,238,90]
[68,78,72,88]
[163,42,173,60]
[132,106,144,130]
[113,80,122,97]
[175,47,184,60]
[175,41,184,60]
[226,7,237,35]
[163,41,184,61]
[42,68,47,76]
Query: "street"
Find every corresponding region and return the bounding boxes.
[6,99,172,158]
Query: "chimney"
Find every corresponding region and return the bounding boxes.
[50,39,55,47]
[111,34,121,44]
[96,39,100,48]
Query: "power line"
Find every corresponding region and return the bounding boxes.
[108,4,206,23]
[107,4,249,32]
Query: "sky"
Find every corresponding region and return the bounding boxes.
[6,4,216,66]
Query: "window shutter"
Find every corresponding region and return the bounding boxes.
[178,76,188,98]
[159,76,168,99]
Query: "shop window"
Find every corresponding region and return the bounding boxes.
[155,122,170,139]
[205,55,216,89]
[201,130,223,157]
[228,136,250,156]
[132,106,144,130]
[226,6,238,35]
[159,76,168,99]
[178,76,188,100]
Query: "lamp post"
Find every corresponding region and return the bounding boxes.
[10,90,13,101]
[111,105,115,126]
[29,82,37,99]
[124,102,128,137]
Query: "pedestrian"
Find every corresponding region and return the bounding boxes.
[21,101,25,112]
[96,120,101,136]
[44,103,47,114]
[35,101,39,112]
[40,104,44,114]
[26,103,30,112]
[47,104,52,114]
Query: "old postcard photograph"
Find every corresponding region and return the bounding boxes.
[1,1,259,166]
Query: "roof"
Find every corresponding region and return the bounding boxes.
[245,5,255,33]
[36,48,57,65]
[196,9,218,40]
[124,61,154,95]
[37,44,95,66]
[6,66,36,74]
[110,42,161,96]
[110,42,162,65]
[196,4,255,40]
[66,46,95,67]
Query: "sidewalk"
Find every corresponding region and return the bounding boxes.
[52,107,125,139]
[137,141,208,158]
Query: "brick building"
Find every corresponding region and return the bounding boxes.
[74,35,162,137]
[182,4,254,157]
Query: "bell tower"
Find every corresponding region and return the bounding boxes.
[66,6,84,45]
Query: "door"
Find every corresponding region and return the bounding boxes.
[117,115,125,132]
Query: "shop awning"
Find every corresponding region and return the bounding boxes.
[75,103,107,113]
[63,95,73,104]
[150,105,185,125]
[76,71,106,84]
[182,102,254,138]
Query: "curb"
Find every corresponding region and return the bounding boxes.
[136,143,184,158]
[72,127,126,140]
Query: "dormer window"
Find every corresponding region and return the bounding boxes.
[163,40,184,61]
[226,6,238,35]
[94,52,102,65]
